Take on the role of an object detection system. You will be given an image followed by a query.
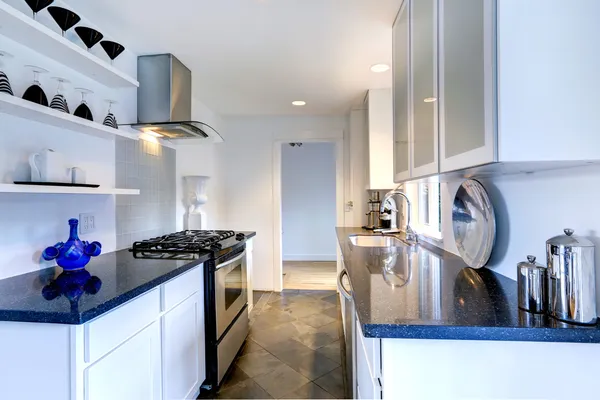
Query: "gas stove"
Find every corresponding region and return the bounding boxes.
[131,230,247,260]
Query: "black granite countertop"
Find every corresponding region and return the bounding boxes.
[0,232,256,325]
[337,227,600,343]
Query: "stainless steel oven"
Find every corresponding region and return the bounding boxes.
[208,248,249,386]
[215,250,247,337]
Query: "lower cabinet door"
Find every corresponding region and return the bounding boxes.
[85,321,161,400]
[163,293,204,399]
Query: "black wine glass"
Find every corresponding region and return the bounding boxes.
[100,41,125,65]
[47,7,80,37]
[0,51,14,96]
[22,65,49,106]
[73,88,93,121]
[24,0,54,20]
[75,27,103,51]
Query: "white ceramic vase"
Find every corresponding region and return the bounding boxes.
[183,175,209,230]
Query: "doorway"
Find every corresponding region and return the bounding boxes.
[278,141,340,290]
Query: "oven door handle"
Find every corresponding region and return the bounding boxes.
[216,251,247,271]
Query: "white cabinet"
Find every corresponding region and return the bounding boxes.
[85,321,162,400]
[395,0,600,180]
[366,89,396,190]
[438,0,495,172]
[410,0,438,177]
[355,319,382,400]
[392,1,411,183]
[0,263,206,400]
[163,293,205,400]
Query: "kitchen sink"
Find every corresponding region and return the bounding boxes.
[349,235,410,248]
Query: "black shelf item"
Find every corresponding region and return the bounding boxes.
[22,84,48,107]
[47,6,80,36]
[75,27,104,50]
[100,40,125,62]
[14,181,100,188]
[24,0,54,19]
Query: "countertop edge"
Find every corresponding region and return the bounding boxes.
[361,323,600,343]
[0,253,211,325]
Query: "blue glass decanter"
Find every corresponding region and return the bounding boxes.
[42,218,102,270]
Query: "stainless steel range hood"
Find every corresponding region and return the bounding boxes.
[126,54,222,141]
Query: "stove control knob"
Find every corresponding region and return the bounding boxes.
[210,243,222,251]
[236,233,246,241]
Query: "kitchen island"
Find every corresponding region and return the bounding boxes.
[337,227,600,400]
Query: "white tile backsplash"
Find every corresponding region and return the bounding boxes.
[115,137,176,250]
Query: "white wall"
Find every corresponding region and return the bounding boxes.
[281,142,337,261]
[406,165,600,313]
[218,115,346,290]
[175,144,224,231]
[0,3,138,279]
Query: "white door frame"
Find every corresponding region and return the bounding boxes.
[272,137,345,292]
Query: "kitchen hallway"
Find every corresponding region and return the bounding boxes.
[200,290,346,399]
[283,261,338,291]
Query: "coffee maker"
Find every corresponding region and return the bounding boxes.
[364,192,381,230]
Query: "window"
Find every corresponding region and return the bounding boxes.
[416,182,442,239]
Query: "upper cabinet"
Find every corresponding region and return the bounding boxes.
[438,0,495,172]
[366,89,396,190]
[394,0,600,180]
[410,0,439,177]
[392,1,411,182]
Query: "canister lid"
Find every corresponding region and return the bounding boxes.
[517,255,546,270]
[546,229,594,248]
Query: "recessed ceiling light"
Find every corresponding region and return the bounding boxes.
[423,97,438,103]
[292,101,306,106]
[370,63,390,73]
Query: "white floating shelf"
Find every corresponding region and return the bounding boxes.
[0,93,138,140]
[0,183,139,195]
[0,1,138,88]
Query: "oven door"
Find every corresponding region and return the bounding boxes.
[215,251,247,339]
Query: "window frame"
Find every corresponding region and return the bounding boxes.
[414,181,442,240]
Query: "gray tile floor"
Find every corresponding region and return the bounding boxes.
[204,290,346,399]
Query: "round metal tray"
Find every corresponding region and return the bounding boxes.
[452,179,496,269]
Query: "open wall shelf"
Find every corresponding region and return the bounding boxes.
[0,93,138,140]
[0,1,138,88]
[0,183,139,195]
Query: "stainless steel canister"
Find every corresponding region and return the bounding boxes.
[546,229,597,325]
[517,255,547,313]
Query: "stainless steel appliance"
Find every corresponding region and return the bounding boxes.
[125,54,223,141]
[337,269,355,399]
[364,192,381,230]
[547,229,597,325]
[517,255,548,313]
[131,230,250,389]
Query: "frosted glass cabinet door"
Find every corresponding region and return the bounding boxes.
[439,0,496,172]
[393,0,411,182]
[410,0,438,178]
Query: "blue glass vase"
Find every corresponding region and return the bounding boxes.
[42,269,102,312]
[42,219,102,271]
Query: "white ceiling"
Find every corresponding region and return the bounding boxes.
[67,0,402,116]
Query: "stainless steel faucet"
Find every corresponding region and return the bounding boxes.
[375,186,417,243]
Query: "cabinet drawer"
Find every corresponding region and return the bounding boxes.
[356,319,381,379]
[85,288,160,363]
[162,265,203,312]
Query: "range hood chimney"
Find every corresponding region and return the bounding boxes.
[129,54,222,141]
